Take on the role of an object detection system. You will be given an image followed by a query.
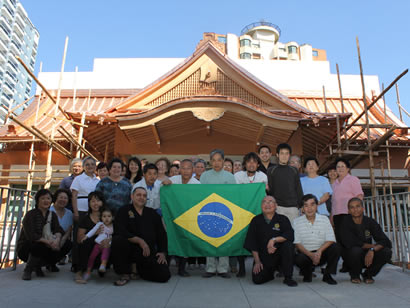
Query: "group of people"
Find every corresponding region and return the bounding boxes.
[17,143,392,287]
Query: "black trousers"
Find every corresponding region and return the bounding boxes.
[344,246,392,279]
[18,240,72,266]
[295,243,341,278]
[187,257,206,265]
[111,236,170,283]
[71,211,88,270]
[252,241,294,285]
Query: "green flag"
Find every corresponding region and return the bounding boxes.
[161,183,264,257]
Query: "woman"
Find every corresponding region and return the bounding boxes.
[125,157,143,184]
[75,191,107,283]
[193,159,206,181]
[300,157,332,216]
[70,156,100,272]
[331,158,364,235]
[95,157,132,215]
[155,157,171,182]
[223,158,234,174]
[50,189,73,268]
[17,189,71,280]
[325,164,337,214]
[96,162,109,180]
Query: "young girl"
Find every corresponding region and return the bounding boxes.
[81,207,113,281]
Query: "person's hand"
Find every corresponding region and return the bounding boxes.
[95,225,104,235]
[253,262,263,274]
[365,250,374,267]
[80,236,87,243]
[156,252,167,264]
[139,239,150,257]
[50,239,60,251]
[267,238,276,254]
[162,179,172,186]
[312,251,322,265]
[100,238,110,248]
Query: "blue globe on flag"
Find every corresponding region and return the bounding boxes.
[197,202,234,238]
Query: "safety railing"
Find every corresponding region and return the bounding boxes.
[364,192,410,271]
[0,186,36,270]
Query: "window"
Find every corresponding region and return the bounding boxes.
[240,53,251,59]
[288,46,297,54]
[312,50,319,57]
[217,36,227,44]
[240,39,251,47]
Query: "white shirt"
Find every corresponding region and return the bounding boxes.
[169,175,200,185]
[293,214,335,251]
[234,170,267,184]
[133,178,161,210]
[70,173,100,212]
[86,222,113,244]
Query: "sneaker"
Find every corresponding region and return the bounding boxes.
[98,264,106,273]
[322,273,337,285]
[283,278,298,287]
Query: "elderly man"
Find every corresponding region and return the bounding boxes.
[163,159,200,276]
[59,158,83,211]
[257,145,275,174]
[289,155,305,177]
[200,149,236,278]
[111,187,170,286]
[340,198,392,284]
[293,194,341,285]
[244,195,297,286]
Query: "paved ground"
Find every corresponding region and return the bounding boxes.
[0,260,409,308]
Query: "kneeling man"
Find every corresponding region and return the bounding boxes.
[244,195,297,287]
[340,198,392,284]
[293,194,341,285]
[111,187,170,285]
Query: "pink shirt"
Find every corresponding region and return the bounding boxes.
[331,174,363,216]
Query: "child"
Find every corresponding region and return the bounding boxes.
[81,208,113,281]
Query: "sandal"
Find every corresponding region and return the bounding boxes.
[364,277,375,284]
[114,276,130,286]
[350,278,361,284]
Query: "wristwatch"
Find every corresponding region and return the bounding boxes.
[369,247,375,252]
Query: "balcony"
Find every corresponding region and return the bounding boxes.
[13,21,24,38]
[12,32,22,46]
[7,0,17,9]
[3,80,14,94]
[9,40,19,55]
[1,6,13,23]
[5,71,17,83]
[15,11,25,29]
[7,60,18,74]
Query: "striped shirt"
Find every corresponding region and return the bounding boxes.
[293,214,335,251]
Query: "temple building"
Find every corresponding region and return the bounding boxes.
[0,22,408,194]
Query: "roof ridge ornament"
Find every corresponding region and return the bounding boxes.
[192,107,225,122]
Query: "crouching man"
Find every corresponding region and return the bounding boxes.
[293,194,341,285]
[244,195,297,287]
[340,198,392,284]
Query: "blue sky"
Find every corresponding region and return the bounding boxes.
[21,0,410,125]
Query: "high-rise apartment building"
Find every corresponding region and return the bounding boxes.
[0,0,39,122]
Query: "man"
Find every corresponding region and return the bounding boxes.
[293,194,341,285]
[244,195,297,286]
[133,164,161,213]
[234,152,268,277]
[289,155,305,177]
[340,198,392,284]
[257,145,275,174]
[111,187,170,285]
[200,149,236,278]
[267,143,303,222]
[163,159,200,277]
[59,158,83,211]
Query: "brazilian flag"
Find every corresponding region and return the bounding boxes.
[161,183,265,257]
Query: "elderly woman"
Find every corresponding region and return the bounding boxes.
[70,156,100,272]
[17,189,71,280]
[155,157,171,182]
[95,157,132,215]
[50,189,73,268]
